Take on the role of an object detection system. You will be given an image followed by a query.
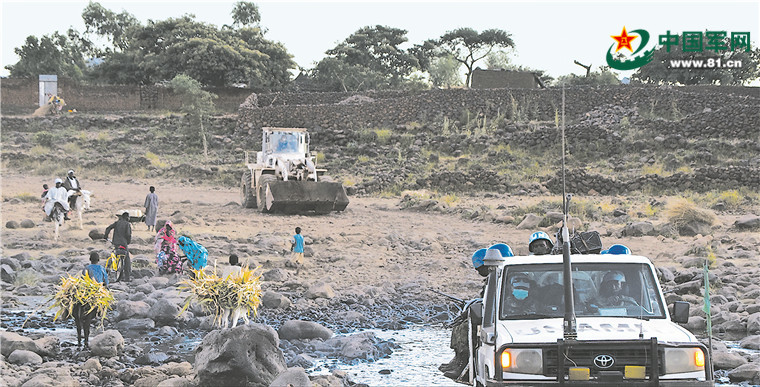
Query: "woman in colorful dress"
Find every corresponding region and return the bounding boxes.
[154,221,181,274]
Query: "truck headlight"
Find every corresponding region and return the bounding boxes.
[663,348,705,374]
[501,349,543,374]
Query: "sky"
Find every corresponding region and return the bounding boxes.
[1,0,759,81]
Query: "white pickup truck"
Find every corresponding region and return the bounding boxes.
[467,253,713,386]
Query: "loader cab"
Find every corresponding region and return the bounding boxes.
[263,128,309,157]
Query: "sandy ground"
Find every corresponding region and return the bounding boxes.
[1,172,755,303]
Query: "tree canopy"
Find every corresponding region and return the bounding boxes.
[436,28,515,87]
[309,25,422,91]
[5,30,89,80]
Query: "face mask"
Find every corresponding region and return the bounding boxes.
[512,288,529,300]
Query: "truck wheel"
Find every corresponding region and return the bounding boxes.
[258,175,277,213]
[241,170,257,208]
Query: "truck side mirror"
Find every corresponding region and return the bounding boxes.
[672,301,690,324]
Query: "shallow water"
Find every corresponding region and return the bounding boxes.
[310,326,457,386]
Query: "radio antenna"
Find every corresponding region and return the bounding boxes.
[561,85,577,340]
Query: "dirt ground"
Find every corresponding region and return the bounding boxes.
[4,172,755,306]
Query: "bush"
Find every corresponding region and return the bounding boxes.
[34,131,54,147]
[665,199,717,226]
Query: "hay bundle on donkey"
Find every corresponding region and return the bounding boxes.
[179,266,262,328]
[50,273,115,348]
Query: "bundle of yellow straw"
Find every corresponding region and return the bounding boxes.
[50,272,115,326]
[179,266,262,327]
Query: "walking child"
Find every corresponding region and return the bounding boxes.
[289,227,304,272]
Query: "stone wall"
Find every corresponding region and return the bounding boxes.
[0,78,251,114]
[471,69,537,89]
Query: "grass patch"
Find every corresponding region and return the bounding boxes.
[665,198,717,226]
[315,152,326,164]
[29,145,50,156]
[145,152,168,168]
[374,129,392,145]
[357,155,370,163]
[62,142,80,155]
[14,192,40,203]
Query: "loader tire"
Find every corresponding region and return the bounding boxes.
[241,170,257,208]
[258,174,277,213]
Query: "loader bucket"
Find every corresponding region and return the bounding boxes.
[263,181,349,214]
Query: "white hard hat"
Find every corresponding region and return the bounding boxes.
[55,178,63,184]
[67,169,74,174]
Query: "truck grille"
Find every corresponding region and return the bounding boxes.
[544,344,662,377]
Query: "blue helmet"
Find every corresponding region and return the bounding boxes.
[601,244,631,255]
[472,248,487,268]
[487,243,514,258]
[528,231,554,252]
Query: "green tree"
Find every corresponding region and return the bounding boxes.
[5,29,88,80]
[81,2,139,52]
[231,1,261,27]
[484,50,512,69]
[632,34,760,85]
[311,25,421,91]
[428,55,462,88]
[436,28,515,87]
[169,74,217,158]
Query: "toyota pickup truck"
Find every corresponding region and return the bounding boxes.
[467,252,712,386]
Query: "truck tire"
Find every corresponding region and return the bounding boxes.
[258,174,277,213]
[241,170,257,208]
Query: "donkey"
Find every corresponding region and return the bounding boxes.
[50,202,66,241]
[68,189,91,230]
[71,303,98,348]
[220,307,250,329]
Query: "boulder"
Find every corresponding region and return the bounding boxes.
[6,220,19,229]
[712,350,747,370]
[516,214,542,230]
[81,358,102,372]
[148,298,182,325]
[157,377,193,387]
[116,300,151,321]
[278,320,333,341]
[32,336,60,357]
[8,349,42,365]
[89,330,124,357]
[159,361,194,377]
[312,331,393,361]
[20,219,36,228]
[678,221,712,237]
[135,351,169,365]
[20,367,79,387]
[748,312,760,334]
[270,367,312,387]
[0,331,37,357]
[734,214,760,229]
[195,323,287,387]
[728,362,760,384]
[1,264,17,283]
[740,335,760,350]
[263,268,288,282]
[88,229,104,240]
[621,221,654,237]
[305,282,335,299]
[262,291,292,309]
[135,283,156,294]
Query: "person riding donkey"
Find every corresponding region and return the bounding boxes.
[63,169,82,221]
[44,178,70,219]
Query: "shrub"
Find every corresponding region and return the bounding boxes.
[15,192,39,203]
[665,199,717,226]
[374,129,392,144]
[34,131,54,147]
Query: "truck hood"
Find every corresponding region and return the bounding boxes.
[499,317,697,343]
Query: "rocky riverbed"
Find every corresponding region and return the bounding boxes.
[2,174,760,386]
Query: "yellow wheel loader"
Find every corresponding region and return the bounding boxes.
[241,127,349,214]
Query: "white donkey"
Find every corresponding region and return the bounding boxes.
[49,202,66,241]
[67,189,92,230]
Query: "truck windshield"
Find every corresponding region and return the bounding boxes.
[273,132,300,153]
[499,263,666,320]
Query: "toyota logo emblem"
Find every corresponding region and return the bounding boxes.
[594,354,615,369]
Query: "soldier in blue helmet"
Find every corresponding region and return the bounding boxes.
[471,248,489,277]
[529,231,554,255]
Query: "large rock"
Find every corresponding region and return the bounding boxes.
[278,320,333,341]
[195,323,286,387]
[270,367,311,387]
[148,298,182,325]
[89,330,124,357]
[20,219,36,228]
[157,377,193,387]
[734,214,760,229]
[1,264,17,283]
[88,229,104,240]
[516,214,542,230]
[621,221,654,237]
[33,336,60,357]
[678,221,712,237]
[740,335,760,350]
[305,282,335,299]
[8,349,42,365]
[712,350,747,370]
[0,331,37,357]
[262,291,292,309]
[115,318,156,331]
[6,220,19,229]
[116,300,151,321]
[20,367,79,387]
[312,331,393,361]
[728,362,760,384]
[747,312,760,334]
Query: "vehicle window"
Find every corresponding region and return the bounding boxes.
[483,270,499,328]
[499,263,665,320]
